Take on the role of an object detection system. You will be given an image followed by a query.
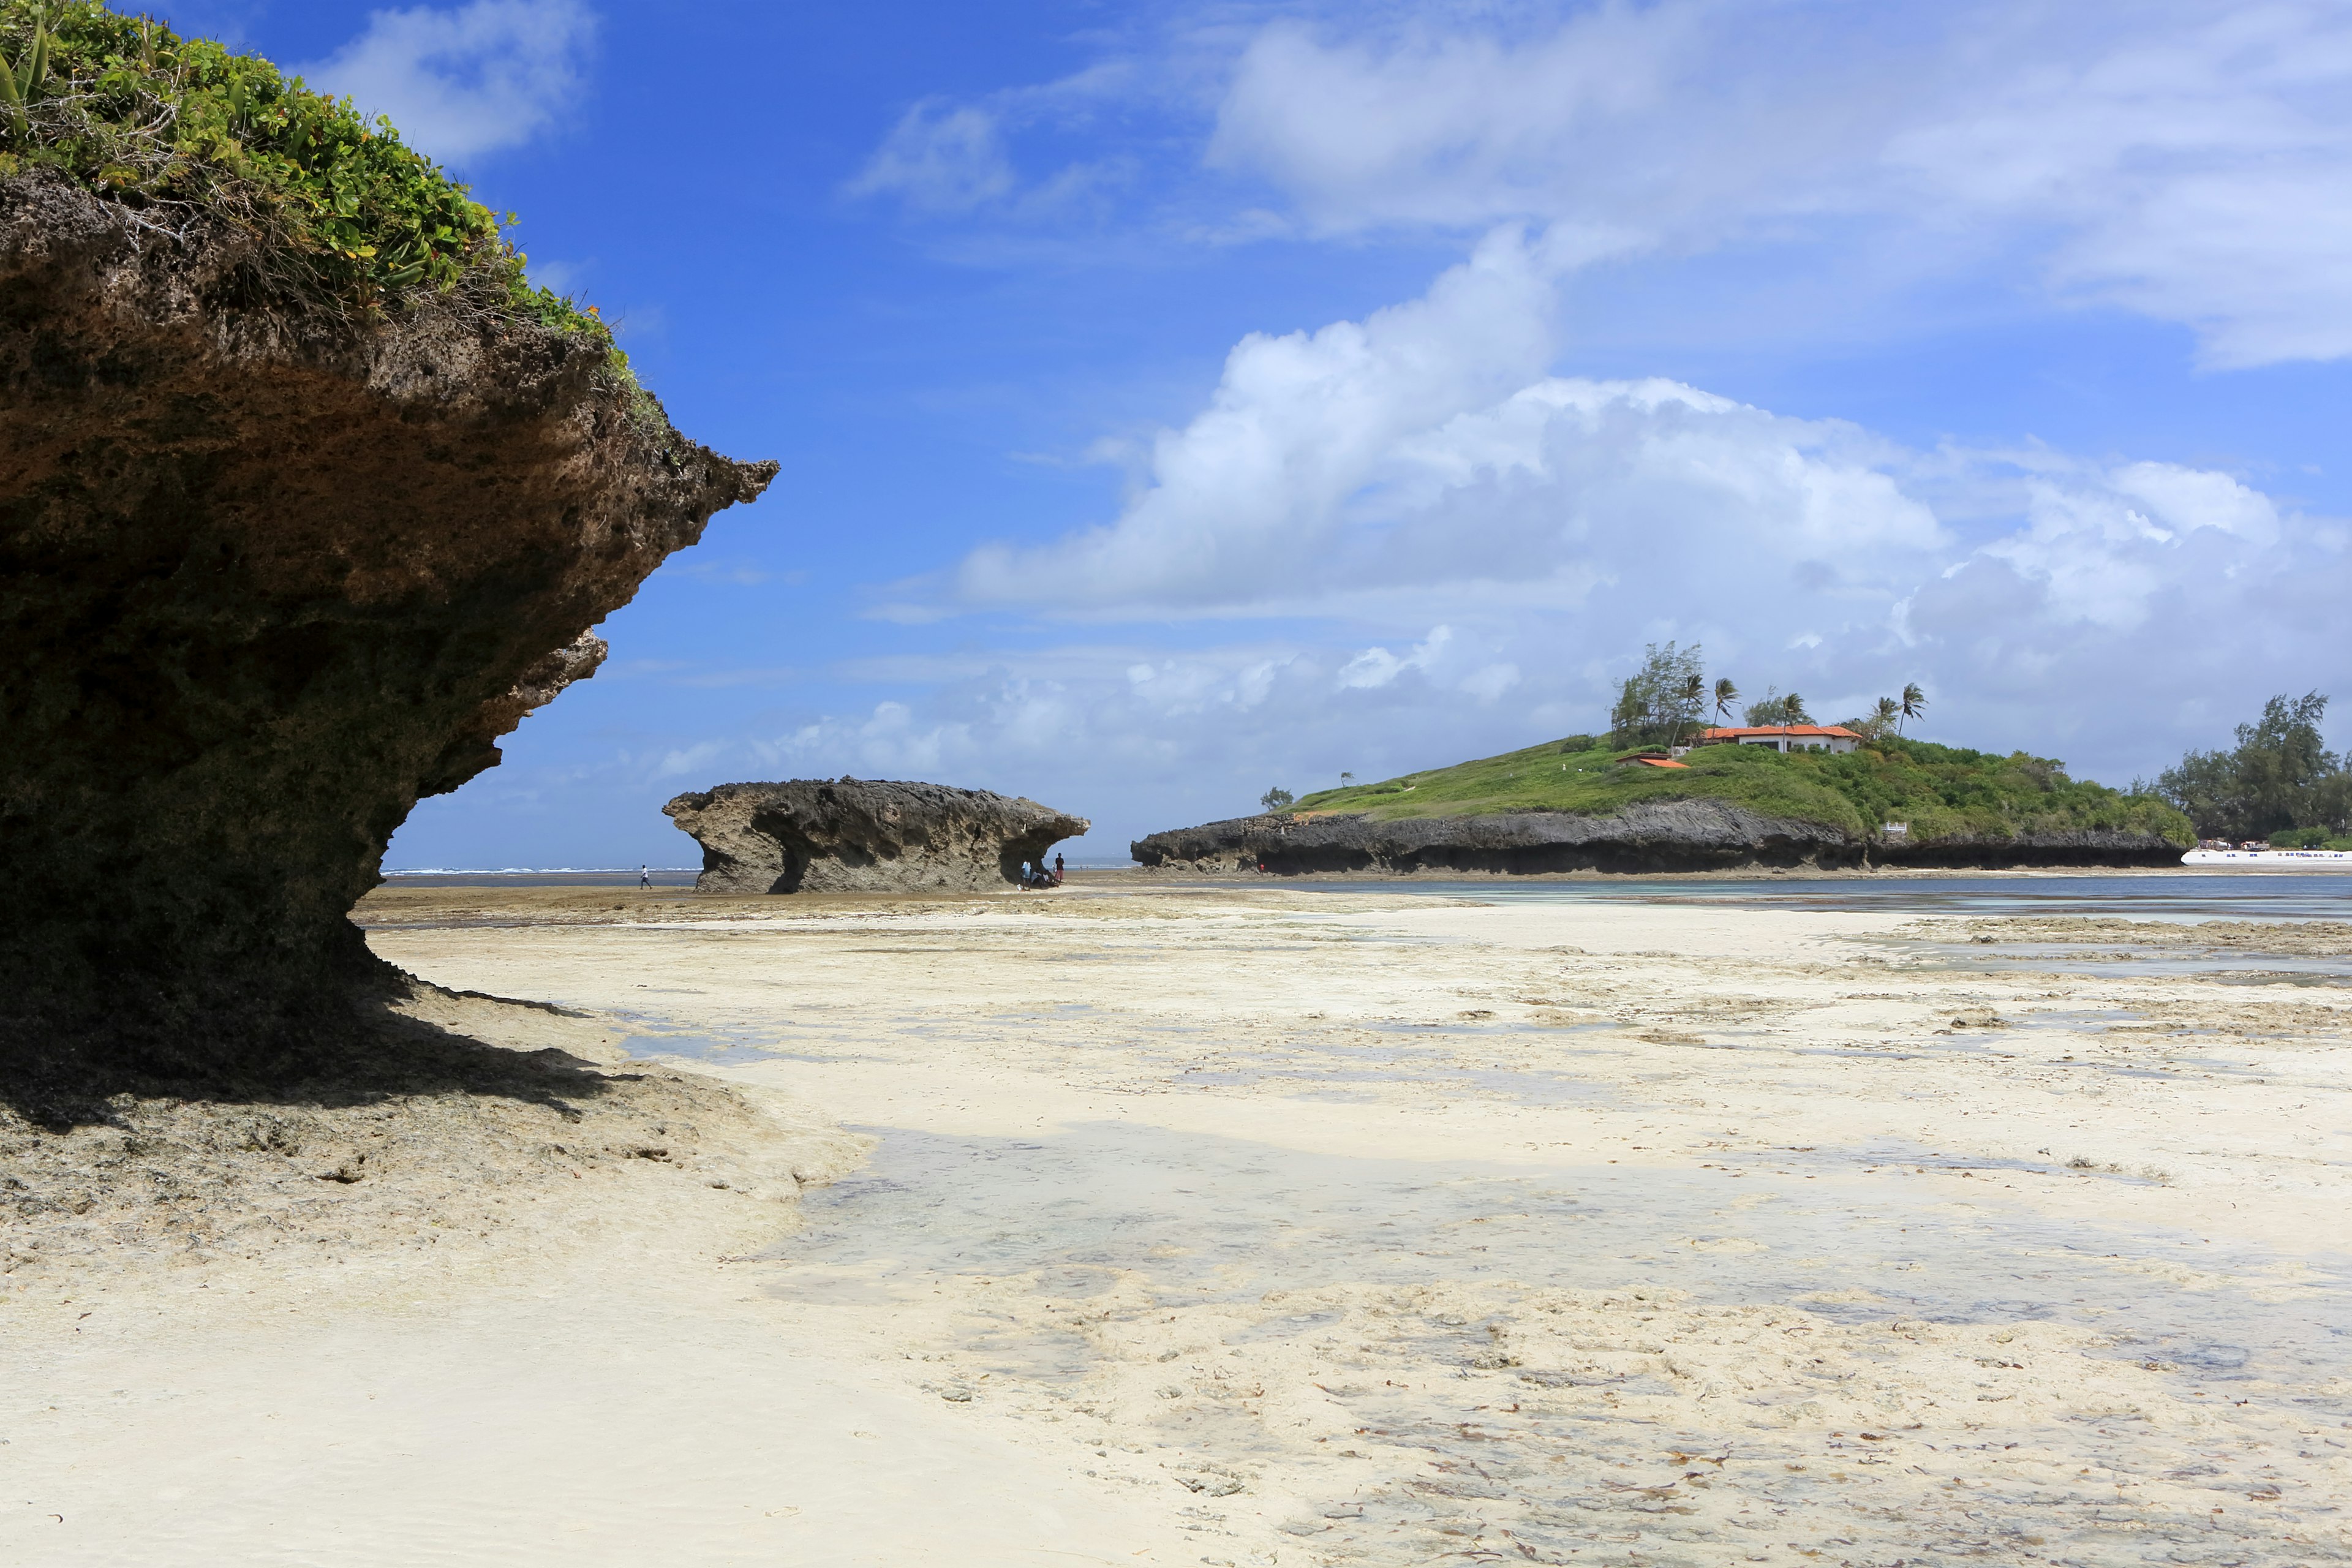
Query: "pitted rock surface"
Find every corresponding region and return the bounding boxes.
[0,173,774,1080]
[666,780,1089,893]
[1131,799,2182,875]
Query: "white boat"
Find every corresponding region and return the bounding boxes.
[2182,847,2352,869]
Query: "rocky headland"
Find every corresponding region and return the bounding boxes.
[1131,801,2185,875]
[665,779,1090,893]
[0,172,774,1084]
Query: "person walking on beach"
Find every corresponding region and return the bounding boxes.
[1054,853,1065,885]
[639,864,650,889]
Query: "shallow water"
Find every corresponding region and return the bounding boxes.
[619,1031,771,1060]
[766,1121,2351,1395]
[755,1118,2352,1564]
[1901,941,2352,983]
[1292,872,2352,921]
[627,869,2352,1561]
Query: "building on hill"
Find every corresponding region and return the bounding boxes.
[1694,725,1862,755]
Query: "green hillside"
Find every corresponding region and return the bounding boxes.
[1289,736,2194,847]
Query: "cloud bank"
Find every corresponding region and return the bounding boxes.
[854,0,2352,366]
[1209,0,2352,366]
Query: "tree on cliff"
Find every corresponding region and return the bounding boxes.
[2158,692,2349,841]
[1900,682,1928,734]
[1261,787,1295,813]
[1744,688,1811,726]
[1842,696,1903,739]
[1608,642,1706,748]
[1667,673,1705,748]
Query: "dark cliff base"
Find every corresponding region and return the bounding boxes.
[0,176,772,1088]
[1131,801,2185,878]
[666,779,1090,894]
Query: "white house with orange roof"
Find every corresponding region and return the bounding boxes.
[1693,725,1863,755]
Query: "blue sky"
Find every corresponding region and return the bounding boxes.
[178,0,2352,867]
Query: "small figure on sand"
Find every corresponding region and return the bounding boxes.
[639,864,650,889]
[1054,853,1065,884]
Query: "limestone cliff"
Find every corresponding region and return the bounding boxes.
[665,780,1088,893]
[0,174,774,1082]
[1131,802,2182,875]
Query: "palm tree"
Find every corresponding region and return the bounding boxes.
[1871,695,1901,737]
[1783,692,1810,724]
[1899,682,1927,734]
[1713,677,1740,726]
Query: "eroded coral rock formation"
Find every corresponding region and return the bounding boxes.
[0,175,775,1081]
[665,779,1089,893]
[1132,802,2183,875]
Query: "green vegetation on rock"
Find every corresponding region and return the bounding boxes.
[0,0,608,347]
[1293,736,2193,848]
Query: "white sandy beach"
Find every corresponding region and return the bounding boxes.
[6,878,2349,1565]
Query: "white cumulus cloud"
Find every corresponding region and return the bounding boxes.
[950,225,1568,611]
[943,227,1951,625]
[298,0,596,164]
[1338,626,1452,690]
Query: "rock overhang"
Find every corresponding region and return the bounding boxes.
[665,778,1090,893]
[0,173,774,1083]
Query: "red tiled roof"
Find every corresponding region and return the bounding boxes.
[1627,756,1690,768]
[1696,725,1861,740]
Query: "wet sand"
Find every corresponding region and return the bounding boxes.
[7,878,2350,1564]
